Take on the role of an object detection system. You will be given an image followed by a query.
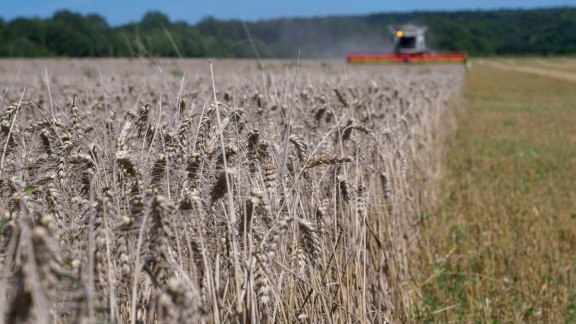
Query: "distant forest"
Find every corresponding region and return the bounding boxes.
[1,7,575,58]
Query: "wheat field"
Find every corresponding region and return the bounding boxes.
[0,59,463,323]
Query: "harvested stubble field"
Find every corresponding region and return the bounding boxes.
[420,60,576,322]
[0,59,463,323]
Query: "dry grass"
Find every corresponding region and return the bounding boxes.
[419,62,576,322]
[0,58,463,323]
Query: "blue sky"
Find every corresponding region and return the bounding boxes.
[2,0,575,25]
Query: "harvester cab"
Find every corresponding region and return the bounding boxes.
[390,25,428,55]
[347,24,467,64]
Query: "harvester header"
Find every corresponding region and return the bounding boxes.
[347,25,467,64]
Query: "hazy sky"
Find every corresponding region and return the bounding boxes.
[2,0,575,25]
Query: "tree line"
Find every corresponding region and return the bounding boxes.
[0,8,575,58]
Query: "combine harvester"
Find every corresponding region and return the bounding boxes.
[347,25,467,64]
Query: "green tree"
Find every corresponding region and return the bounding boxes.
[1,8,576,58]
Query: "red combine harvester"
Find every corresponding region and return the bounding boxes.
[347,25,467,64]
